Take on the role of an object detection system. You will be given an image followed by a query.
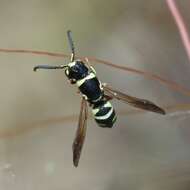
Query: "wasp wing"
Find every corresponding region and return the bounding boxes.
[72,97,88,167]
[103,85,165,115]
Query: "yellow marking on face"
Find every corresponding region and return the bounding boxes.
[65,69,69,75]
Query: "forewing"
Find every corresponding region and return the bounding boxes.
[72,97,88,167]
[103,85,165,115]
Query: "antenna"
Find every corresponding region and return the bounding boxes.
[67,30,75,62]
[33,64,67,72]
[33,31,75,72]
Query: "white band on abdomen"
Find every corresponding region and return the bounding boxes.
[95,107,113,120]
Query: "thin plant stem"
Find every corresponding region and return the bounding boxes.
[166,0,190,63]
[0,48,190,97]
[0,102,190,139]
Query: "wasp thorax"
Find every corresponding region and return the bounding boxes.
[65,60,89,81]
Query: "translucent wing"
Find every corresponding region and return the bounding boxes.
[103,84,165,115]
[72,97,88,167]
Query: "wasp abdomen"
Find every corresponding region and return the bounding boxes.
[92,101,117,128]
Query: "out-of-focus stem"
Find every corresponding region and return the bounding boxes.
[0,102,190,139]
[166,0,190,62]
[0,48,190,97]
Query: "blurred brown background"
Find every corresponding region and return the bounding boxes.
[0,0,190,189]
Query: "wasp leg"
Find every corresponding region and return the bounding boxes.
[102,83,114,101]
[85,57,96,74]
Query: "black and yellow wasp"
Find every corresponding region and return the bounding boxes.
[33,31,166,167]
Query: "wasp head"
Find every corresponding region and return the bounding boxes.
[65,60,89,83]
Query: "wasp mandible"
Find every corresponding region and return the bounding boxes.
[33,30,165,167]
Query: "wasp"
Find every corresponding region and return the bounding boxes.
[33,30,166,167]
